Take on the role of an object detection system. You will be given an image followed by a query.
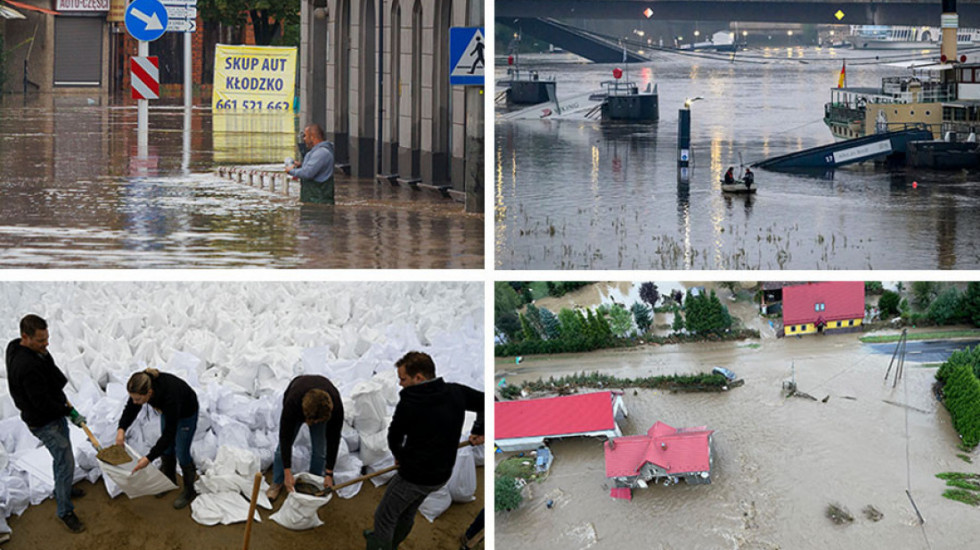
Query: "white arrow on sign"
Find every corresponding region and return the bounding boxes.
[131,8,164,31]
[168,18,196,32]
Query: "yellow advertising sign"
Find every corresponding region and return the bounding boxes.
[212,44,297,111]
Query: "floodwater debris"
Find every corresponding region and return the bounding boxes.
[862,505,884,522]
[96,444,132,465]
[826,503,854,525]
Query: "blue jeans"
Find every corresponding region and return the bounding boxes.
[29,418,74,518]
[272,421,326,484]
[159,414,198,468]
[373,473,444,542]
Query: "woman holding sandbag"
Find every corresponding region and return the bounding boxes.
[115,368,200,509]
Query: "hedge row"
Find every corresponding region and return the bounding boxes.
[936,358,980,449]
[513,370,729,394]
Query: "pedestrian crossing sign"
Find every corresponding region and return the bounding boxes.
[449,27,485,86]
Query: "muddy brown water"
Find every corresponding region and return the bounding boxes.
[0,96,482,268]
[495,336,980,549]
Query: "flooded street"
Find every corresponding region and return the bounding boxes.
[495,49,980,270]
[495,337,980,549]
[0,96,483,268]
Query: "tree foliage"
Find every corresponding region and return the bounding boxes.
[495,476,523,512]
[198,0,300,46]
[911,281,940,310]
[937,347,980,449]
[639,282,660,307]
[964,282,980,328]
[865,281,884,295]
[684,290,732,335]
[929,287,965,326]
[878,289,901,317]
[631,302,652,334]
[539,307,561,340]
[607,304,634,338]
[545,281,591,297]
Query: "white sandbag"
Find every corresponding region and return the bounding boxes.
[366,455,396,487]
[99,444,178,499]
[332,449,364,499]
[350,381,389,435]
[1,474,30,517]
[191,491,263,526]
[418,484,452,523]
[447,447,477,503]
[342,425,359,453]
[472,443,484,467]
[269,472,332,530]
[358,430,391,467]
[0,514,10,535]
[0,440,7,471]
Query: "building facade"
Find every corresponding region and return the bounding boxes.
[782,281,866,336]
[298,0,483,199]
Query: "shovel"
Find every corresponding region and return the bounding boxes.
[304,440,474,498]
[68,402,131,466]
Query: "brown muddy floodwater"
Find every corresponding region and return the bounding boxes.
[0,96,482,268]
[495,336,980,549]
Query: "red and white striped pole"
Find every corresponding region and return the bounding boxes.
[138,41,149,154]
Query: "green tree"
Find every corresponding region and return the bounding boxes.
[495,476,523,512]
[685,290,732,335]
[496,312,521,342]
[963,282,980,327]
[672,311,684,332]
[525,304,545,338]
[631,302,652,333]
[878,289,900,317]
[558,308,586,341]
[519,313,540,341]
[911,281,940,310]
[198,0,300,46]
[929,287,965,326]
[608,304,633,337]
[539,307,561,340]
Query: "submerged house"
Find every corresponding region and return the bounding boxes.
[604,421,714,500]
[782,281,865,337]
[495,391,628,452]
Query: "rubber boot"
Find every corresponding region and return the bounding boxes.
[156,455,177,498]
[392,520,413,549]
[363,529,393,550]
[173,465,197,509]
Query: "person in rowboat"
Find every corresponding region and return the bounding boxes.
[724,167,735,185]
[743,168,754,187]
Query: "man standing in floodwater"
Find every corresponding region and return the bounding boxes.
[286,123,336,205]
[364,351,484,550]
[6,315,87,533]
[266,374,345,500]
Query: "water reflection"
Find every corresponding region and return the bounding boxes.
[496,50,980,269]
[0,95,482,268]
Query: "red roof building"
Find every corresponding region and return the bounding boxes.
[782,281,865,337]
[495,391,628,452]
[604,421,714,498]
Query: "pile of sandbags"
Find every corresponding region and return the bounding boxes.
[0,281,483,527]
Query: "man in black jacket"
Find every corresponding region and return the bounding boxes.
[6,315,86,533]
[364,351,484,550]
[266,374,345,500]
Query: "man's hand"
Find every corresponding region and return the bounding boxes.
[468,434,485,446]
[68,408,86,428]
[115,428,126,447]
[323,472,334,489]
[284,468,295,493]
[131,456,150,474]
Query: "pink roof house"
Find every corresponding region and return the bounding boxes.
[495,391,628,452]
[604,421,714,499]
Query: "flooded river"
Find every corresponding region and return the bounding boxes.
[0,95,482,268]
[495,49,980,270]
[495,337,980,549]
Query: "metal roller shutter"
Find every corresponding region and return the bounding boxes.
[54,16,103,86]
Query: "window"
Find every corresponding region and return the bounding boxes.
[814,303,825,312]
[848,320,854,326]
[790,326,796,333]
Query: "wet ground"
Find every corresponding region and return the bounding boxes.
[0,95,483,268]
[495,336,980,549]
[495,49,980,270]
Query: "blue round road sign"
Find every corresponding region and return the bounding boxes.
[125,0,168,42]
